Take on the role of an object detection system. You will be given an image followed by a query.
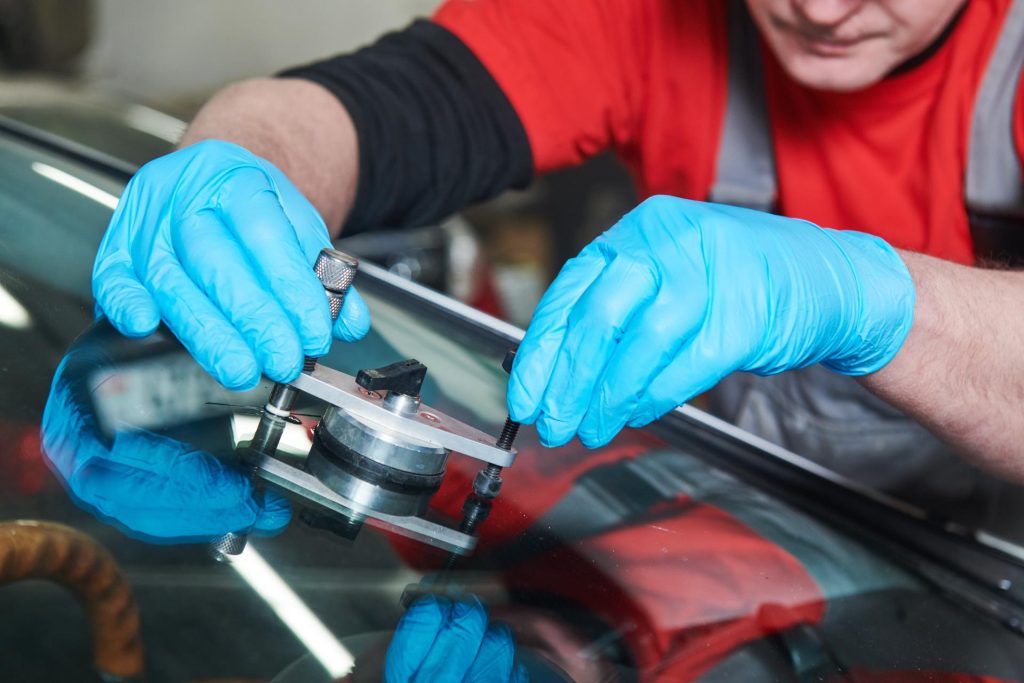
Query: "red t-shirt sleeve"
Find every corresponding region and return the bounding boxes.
[433,0,649,174]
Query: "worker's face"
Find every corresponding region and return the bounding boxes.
[746,0,967,91]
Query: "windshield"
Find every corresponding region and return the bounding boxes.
[1,120,1024,683]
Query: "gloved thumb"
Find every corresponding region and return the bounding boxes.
[253,490,293,535]
[333,285,371,342]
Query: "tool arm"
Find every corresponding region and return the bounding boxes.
[182,19,532,237]
[859,251,1024,482]
[98,17,533,387]
[181,77,359,235]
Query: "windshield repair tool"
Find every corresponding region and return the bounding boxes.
[210,248,358,560]
[212,248,518,560]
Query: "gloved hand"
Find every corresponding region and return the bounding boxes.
[41,351,290,542]
[385,595,528,682]
[508,196,915,448]
[93,139,370,391]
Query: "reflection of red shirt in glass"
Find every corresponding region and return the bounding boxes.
[394,434,826,680]
[435,0,1024,265]
[391,434,1019,681]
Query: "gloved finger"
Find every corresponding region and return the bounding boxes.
[625,317,740,429]
[174,210,305,383]
[385,595,448,682]
[75,471,258,540]
[507,250,606,424]
[67,446,260,540]
[260,161,371,344]
[534,253,658,447]
[413,596,489,681]
[44,365,273,541]
[93,191,162,336]
[465,622,517,682]
[216,168,334,358]
[332,285,371,342]
[578,281,707,448]
[93,259,161,337]
[260,160,335,262]
[145,252,261,390]
[252,490,293,535]
[41,373,99,481]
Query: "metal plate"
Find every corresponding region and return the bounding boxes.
[291,365,516,467]
[253,454,476,555]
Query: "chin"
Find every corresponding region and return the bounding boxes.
[776,52,893,92]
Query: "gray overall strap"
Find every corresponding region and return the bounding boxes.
[966,0,1024,220]
[965,0,1024,264]
[708,0,776,212]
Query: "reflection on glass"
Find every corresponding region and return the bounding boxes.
[31,162,120,209]
[228,545,356,678]
[0,281,30,330]
[37,299,1024,681]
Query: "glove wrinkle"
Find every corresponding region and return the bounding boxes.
[385,596,522,683]
[93,139,370,390]
[511,196,915,447]
[41,345,292,542]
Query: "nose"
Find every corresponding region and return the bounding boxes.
[793,0,864,28]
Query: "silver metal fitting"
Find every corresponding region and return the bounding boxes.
[209,531,248,562]
[383,391,421,416]
[314,249,359,320]
[473,469,503,498]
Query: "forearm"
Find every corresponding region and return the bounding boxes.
[181,78,358,234]
[181,19,531,236]
[860,250,1024,481]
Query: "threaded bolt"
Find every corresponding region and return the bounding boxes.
[495,419,520,451]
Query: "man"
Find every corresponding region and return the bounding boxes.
[87,0,1024,533]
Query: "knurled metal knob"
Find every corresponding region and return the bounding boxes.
[314,249,359,321]
[209,531,248,562]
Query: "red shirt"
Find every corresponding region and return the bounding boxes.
[434,0,1024,265]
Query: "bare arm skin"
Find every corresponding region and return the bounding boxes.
[180,78,359,235]
[861,251,1024,482]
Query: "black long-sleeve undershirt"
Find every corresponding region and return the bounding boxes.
[279,20,532,234]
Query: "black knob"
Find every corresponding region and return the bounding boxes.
[356,359,428,397]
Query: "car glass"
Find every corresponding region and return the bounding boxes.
[0,121,1022,683]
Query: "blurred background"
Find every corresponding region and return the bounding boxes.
[0,0,638,329]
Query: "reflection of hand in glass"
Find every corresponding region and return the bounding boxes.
[41,351,291,543]
[381,595,527,682]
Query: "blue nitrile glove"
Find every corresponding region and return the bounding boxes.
[385,595,528,682]
[93,139,370,391]
[508,196,915,448]
[41,353,290,542]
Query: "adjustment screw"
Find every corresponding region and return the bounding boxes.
[473,469,503,498]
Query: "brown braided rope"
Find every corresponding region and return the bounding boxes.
[0,520,144,678]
